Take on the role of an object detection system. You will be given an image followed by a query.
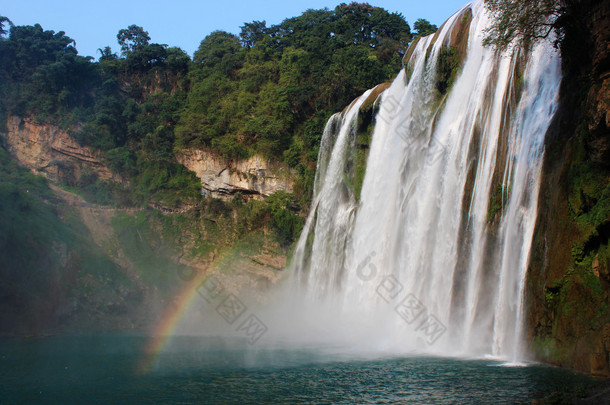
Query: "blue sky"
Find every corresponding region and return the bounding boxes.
[2,0,470,59]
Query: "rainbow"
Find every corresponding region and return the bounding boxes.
[138,269,212,374]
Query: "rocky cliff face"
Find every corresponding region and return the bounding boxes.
[1,116,294,201]
[0,115,290,337]
[176,149,295,200]
[527,0,610,376]
[1,116,114,184]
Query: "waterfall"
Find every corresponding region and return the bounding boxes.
[288,0,561,361]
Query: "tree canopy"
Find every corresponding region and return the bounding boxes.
[413,18,438,37]
[117,24,151,55]
[0,16,13,38]
[0,23,97,123]
[177,2,411,166]
[483,0,563,49]
[0,3,421,207]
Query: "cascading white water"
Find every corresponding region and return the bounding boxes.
[288,0,561,362]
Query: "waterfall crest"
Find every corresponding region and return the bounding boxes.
[287,0,561,361]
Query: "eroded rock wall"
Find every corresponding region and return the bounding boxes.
[2,116,113,183]
[176,149,295,200]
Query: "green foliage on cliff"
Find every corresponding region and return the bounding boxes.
[176,3,411,203]
[265,191,304,246]
[487,184,511,223]
[352,89,384,201]
[0,3,413,208]
[0,23,98,125]
[557,131,610,331]
[435,47,461,95]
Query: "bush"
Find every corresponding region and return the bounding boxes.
[266,191,304,246]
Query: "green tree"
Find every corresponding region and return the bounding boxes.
[165,46,190,73]
[413,18,438,37]
[124,43,168,72]
[0,24,79,80]
[334,2,410,47]
[240,20,267,48]
[265,190,304,245]
[0,23,97,121]
[483,0,563,49]
[97,46,117,61]
[117,24,150,55]
[193,31,243,75]
[0,16,13,38]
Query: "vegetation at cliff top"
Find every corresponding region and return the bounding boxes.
[483,0,586,51]
[0,3,434,213]
[0,3,438,251]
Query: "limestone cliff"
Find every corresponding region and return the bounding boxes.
[1,116,114,184]
[1,116,295,202]
[176,149,295,200]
